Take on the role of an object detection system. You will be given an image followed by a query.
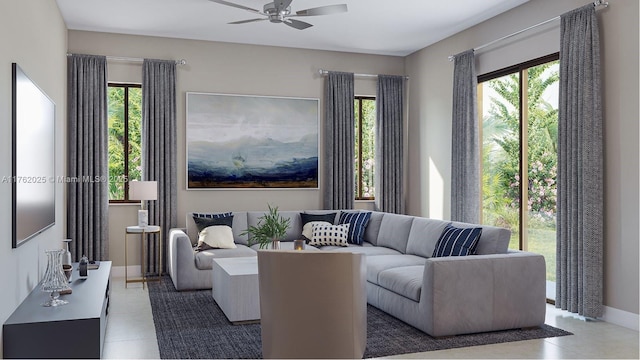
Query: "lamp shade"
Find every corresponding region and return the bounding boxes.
[129,181,158,201]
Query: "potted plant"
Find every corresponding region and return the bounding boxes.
[242,204,291,249]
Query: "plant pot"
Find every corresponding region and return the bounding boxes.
[270,240,281,250]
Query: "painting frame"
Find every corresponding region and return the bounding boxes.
[186,92,320,190]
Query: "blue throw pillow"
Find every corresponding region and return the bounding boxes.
[300,212,337,226]
[338,211,371,245]
[192,213,234,233]
[432,223,482,257]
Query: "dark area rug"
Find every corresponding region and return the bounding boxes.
[148,276,571,359]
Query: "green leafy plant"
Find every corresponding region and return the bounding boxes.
[241,204,291,249]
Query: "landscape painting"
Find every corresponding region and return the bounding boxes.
[186,93,319,189]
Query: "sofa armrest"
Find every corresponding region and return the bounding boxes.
[168,228,197,290]
[421,251,546,337]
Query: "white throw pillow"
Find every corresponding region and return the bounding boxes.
[197,225,237,249]
[302,221,332,240]
[309,223,349,247]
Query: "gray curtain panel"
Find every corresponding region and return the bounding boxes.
[324,71,355,210]
[450,49,480,223]
[142,59,178,275]
[67,54,109,261]
[556,4,603,318]
[375,75,405,214]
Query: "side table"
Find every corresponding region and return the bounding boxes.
[125,225,162,288]
[211,256,260,323]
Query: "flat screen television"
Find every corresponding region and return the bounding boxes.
[11,63,56,248]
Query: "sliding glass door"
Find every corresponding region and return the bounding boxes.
[478,54,559,300]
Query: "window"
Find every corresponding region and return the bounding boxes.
[108,83,142,202]
[478,54,559,291]
[354,96,375,200]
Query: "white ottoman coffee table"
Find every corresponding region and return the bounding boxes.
[211,256,260,324]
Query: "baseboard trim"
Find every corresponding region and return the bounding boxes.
[602,306,639,331]
[111,265,142,278]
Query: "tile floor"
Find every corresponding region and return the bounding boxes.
[104,276,639,359]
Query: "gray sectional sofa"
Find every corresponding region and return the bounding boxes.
[168,210,546,337]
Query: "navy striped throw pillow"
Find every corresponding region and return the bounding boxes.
[338,211,371,245]
[432,224,482,257]
[193,212,232,219]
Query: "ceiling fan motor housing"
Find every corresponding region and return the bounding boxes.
[264,2,290,22]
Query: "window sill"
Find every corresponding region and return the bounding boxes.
[109,202,141,206]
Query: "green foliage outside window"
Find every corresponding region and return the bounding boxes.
[481,60,559,282]
[108,85,142,200]
[355,97,376,199]
[482,63,558,228]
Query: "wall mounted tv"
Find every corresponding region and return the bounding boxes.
[11,63,56,248]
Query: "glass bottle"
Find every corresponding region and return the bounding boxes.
[62,239,73,282]
[62,239,72,266]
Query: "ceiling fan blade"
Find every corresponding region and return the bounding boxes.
[228,18,268,25]
[208,0,262,15]
[295,4,347,16]
[283,18,313,30]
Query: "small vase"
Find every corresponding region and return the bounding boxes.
[270,240,281,250]
[41,249,71,307]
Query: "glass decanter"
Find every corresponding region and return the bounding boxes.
[41,249,71,307]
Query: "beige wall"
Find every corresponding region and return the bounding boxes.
[0,0,68,357]
[405,0,639,319]
[67,31,405,267]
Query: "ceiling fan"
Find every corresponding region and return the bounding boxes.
[209,0,348,30]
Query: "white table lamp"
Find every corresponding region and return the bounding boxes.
[129,181,157,227]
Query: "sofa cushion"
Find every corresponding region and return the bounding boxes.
[377,265,424,302]
[193,212,232,220]
[365,254,425,284]
[192,214,234,232]
[376,213,415,253]
[187,212,249,246]
[432,224,482,257]
[194,245,256,270]
[301,212,337,225]
[302,221,332,241]
[196,225,237,250]
[230,212,249,245]
[303,210,340,223]
[309,223,349,247]
[300,212,336,241]
[338,211,371,245]
[451,221,510,255]
[321,242,402,256]
[406,218,449,258]
[363,211,384,246]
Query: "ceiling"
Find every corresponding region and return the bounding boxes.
[56,0,529,57]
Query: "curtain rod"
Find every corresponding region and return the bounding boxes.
[66,53,187,65]
[318,69,409,80]
[448,0,609,61]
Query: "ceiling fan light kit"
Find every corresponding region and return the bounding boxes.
[209,0,348,30]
